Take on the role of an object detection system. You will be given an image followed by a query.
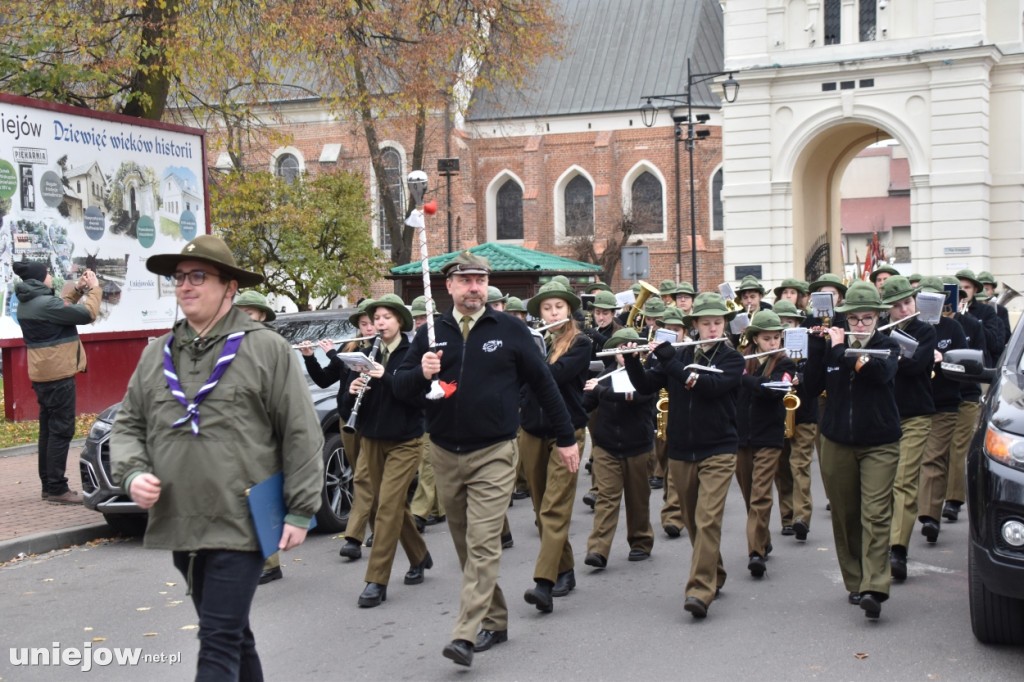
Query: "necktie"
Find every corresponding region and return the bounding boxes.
[461,315,471,341]
[380,346,390,367]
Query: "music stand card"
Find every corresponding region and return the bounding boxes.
[729,312,750,336]
[784,327,808,358]
[610,371,637,394]
[916,290,944,324]
[718,282,735,301]
[942,283,960,314]
[890,328,920,358]
[811,292,835,319]
[335,352,377,373]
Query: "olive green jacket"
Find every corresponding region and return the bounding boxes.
[111,307,324,552]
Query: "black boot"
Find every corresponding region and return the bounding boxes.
[524,579,553,612]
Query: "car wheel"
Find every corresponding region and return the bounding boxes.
[102,513,147,537]
[315,431,352,533]
[968,540,1024,644]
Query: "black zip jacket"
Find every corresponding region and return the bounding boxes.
[813,331,902,446]
[955,311,984,402]
[393,306,575,452]
[520,334,592,437]
[890,316,937,419]
[737,355,798,449]
[340,335,424,441]
[624,342,745,462]
[304,351,349,419]
[582,381,657,458]
[931,316,967,412]
[966,299,1004,366]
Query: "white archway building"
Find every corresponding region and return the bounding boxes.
[720,0,1024,289]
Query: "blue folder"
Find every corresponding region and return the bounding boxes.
[246,472,317,560]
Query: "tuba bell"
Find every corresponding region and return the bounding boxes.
[996,283,1021,308]
[626,280,661,332]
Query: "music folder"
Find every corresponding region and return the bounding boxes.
[247,472,317,560]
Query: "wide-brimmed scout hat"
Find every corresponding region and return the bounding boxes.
[869,264,900,283]
[487,286,509,305]
[442,251,491,276]
[683,292,738,326]
[630,283,642,296]
[642,297,667,319]
[527,281,580,316]
[661,306,686,327]
[146,234,263,287]
[586,281,613,294]
[772,300,804,319]
[368,293,413,332]
[551,275,571,287]
[916,276,945,295]
[835,281,890,313]
[659,279,680,297]
[349,298,374,326]
[506,296,527,313]
[604,327,642,350]
[233,290,276,321]
[955,269,983,292]
[746,310,786,334]
[808,273,848,296]
[908,273,923,285]
[736,275,766,296]
[410,295,439,318]
[591,290,620,310]
[773,278,808,299]
[881,276,918,304]
[675,281,696,297]
[977,271,997,286]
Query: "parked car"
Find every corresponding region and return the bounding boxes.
[80,309,359,536]
[941,317,1024,644]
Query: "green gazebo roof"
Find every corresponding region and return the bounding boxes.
[390,243,603,276]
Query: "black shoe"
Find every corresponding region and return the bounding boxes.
[443,639,474,667]
[848,591,862,605]
[628,549,650,562]
[524,580,554,613]
[339,539,362,560]
[584,552,607,568]
[585,458,593,473]
[582,492,597,509]
[920,518,940,544]
[413,515,427,533]
[404,551,434,585]
[501,532,514,549]
[426,514,446,526]
[890,546,907,581]
[663,524,681,538]
[552,569,576,597]
[793,519,809,541]
[474,629,508,652]
[684,596,707,619]
[512,489,530,500]
[357,582,387,608]
[780,525,795,536]
[747,553,766,578]
[365,533,374,548]
[765,542,773,558]
[942,501,961,522]
[826,502,831,511]
[649,477,664,490]
[859,592,882,619]
[258,566,283,585]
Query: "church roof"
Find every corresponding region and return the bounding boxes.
[467,0,725,121]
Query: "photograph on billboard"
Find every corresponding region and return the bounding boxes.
[0,94,207,338]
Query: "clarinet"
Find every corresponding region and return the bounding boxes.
[342,333,383,434]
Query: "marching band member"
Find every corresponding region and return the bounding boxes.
[654,307,687,537]
[870,264,899,295]
[735,311,797,577]
[506,296,529,323]
[659,279,680,306]
[624,293,745,619]
[810,281,901,620]
[957,269,1004,364]
[879,276,937,582]
[977,271,1011,345]
[487,286,509,313]
[736,275,773,314]
[590,290,624,370]
[675,281,696,313]
[772,278,807,309]
[409,296,446,533]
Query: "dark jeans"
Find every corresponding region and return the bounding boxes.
[32,377,76,495]
[172,550,265,682]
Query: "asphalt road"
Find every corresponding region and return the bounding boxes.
[2,455,1023,681]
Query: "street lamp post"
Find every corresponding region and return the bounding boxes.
[640,58,739,292]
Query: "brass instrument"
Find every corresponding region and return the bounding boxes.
[656,389,669,441]
[783,387,801,439]
[342,333,383,434]
[996,283,1021,307]
[626,280,660,332]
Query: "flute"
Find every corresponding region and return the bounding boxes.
[595,336,730,358]
[744,347,787,360]
[533,317,571,333]
[291,334,376,350]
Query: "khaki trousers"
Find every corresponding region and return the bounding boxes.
[586,446,654,558]
[362,436,428,586]
[410,436,445,519]
[669,454,735,606]
[917,412,959,521]
[432,440,515,643]
[946,400,981,504]
[890,415,933,549]
[659,441,683,529]
[519,429,585,582]
[820,436,899,596]
[735,446,782,557]
[342,430,377,543]
[775,423,816,528]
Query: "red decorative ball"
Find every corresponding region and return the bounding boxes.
[424,200,438,215]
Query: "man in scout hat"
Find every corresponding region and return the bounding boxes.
[659,279,680,306]
[111,234,324,678]
[870,264,900,294]
[13,259,101,505]
[957,268,1005,363]
[879,276,937,581]
[487,286,509,312]
[393,250,578,667]
[977,270,1011,345]
[505,296,529,322]
[736,275,771,314]
[675,281,696,313]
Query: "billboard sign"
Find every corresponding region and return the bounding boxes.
[0,94,208,338]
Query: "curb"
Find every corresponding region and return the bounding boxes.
[0,438,87,459]
[0,521,113,564]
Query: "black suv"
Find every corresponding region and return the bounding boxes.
[80,309,357,535]
[942,315,1024,644]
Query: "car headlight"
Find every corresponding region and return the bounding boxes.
[89,420,113,441]
[984,424,1024,469]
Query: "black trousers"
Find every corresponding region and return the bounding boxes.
[173,550,265,682]
[32,376,76,495]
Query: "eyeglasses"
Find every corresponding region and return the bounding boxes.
[846,315,876,327]
[172,270,218,287]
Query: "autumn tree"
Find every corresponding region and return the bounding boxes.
[211,168,389,310]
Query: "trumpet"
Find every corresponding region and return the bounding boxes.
[595,336,730,357]
[291,334,376,350]
[342,333,383,434]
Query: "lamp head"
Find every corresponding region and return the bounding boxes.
[640,98,657,127]
[407,170,428,207]
[721,74,740,103]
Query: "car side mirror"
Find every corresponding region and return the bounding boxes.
[940,349,997,384]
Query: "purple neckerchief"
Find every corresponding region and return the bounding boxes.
[163,331,246,436]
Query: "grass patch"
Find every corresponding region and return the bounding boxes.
[0,379,96,449]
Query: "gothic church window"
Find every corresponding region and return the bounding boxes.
[496,180,523,240]
[631,171,662,234]
[565,175,593,237]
